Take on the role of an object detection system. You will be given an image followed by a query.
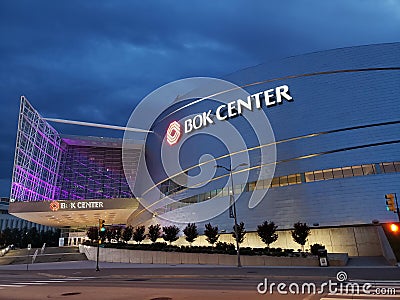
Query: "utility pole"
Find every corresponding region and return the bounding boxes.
[216,163,247,268]
[96,219,101,272]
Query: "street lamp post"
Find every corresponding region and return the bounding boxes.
[216,162,247,268]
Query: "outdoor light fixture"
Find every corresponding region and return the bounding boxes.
[215,162,248,267]
[390,223,399,233]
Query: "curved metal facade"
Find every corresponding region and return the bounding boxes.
[144,43,400,231]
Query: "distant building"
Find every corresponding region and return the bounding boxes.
[0,197,54,232]
[0,197,9,203]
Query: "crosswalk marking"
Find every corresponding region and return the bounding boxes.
[321,298,353,300]
[61,277,93,280]
[0,284,26,287]
[33,280,66,283]
[0,277,91,290]
[15,282,47,285]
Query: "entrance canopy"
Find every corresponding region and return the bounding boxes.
[9,198,139,227]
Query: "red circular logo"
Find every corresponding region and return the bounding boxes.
[49,201,60,212]
[166,121,181,146]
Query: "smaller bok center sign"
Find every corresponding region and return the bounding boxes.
[49,200,104,211]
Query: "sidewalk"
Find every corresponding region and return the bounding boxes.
[0,258,397,271]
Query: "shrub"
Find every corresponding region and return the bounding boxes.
[132,225,146,244]
[310,243,326,255]
[215,242,236,254]
[183,223,198,245]
[147,242,167,251]
[162,225,180,245]
[240,247,254,256]
[204,223,220,246]
[148,224,162,243]
[257,220,278,247]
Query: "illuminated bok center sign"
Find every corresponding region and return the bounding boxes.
[166,120,181,146]
[49,200,105,211]
[165,84,293,144]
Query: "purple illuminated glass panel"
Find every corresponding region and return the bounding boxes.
[11,97,134,202]
[10,97,61,202]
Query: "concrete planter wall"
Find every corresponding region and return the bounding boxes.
[79,245,347,266]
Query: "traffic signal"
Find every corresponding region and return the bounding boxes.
[385,194,396,212]
[390,223,399,233]
[99,219,106,232]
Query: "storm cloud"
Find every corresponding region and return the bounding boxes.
[0,0,399,196]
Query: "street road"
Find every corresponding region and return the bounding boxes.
[0,264,399,300]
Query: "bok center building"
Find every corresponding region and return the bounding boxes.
[9,43,400,255]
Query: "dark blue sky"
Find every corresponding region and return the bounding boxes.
[0,1,399,196]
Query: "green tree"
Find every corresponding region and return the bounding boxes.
[0,231,5,246]
[87,227,98,242]
[1,228,13,246]
[232,222,246,244]
[105,227,114,242]
[257,220,278,248]
[291,222,311,252]
[162,225,180,245]
[122,226,133,243]
[132,225,146,244]
[28,227,41,247]
[148,224,162,243]
[11,228,21,246]
[183,223,198,245]
[44,230,60,247]
[114,226,122,242]
[21,227,30,248]
[204,223,220,246]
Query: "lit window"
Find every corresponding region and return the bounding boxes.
[248,182,256,191]
[352,165,364,176]
[296,174,302,184]
[287,174,298,185]
[234,185,242,194]
[256,179,268,190]
[199,193,206,202]
[279,176,288,186]
[342,167,353,177]
[381,162,396,173]
[314,170,324,181]
[332,168,343,178]
[362,164,375,175]
[222,186,229,197]
[323,169,334,180]
[305,172,314,182]
[271,177,280,187]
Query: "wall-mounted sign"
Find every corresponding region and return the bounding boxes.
[9,198,138,214]
[48,200,104,211]
[49,201,60,211]
[166,121,181,146]
[166,84,293,145]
